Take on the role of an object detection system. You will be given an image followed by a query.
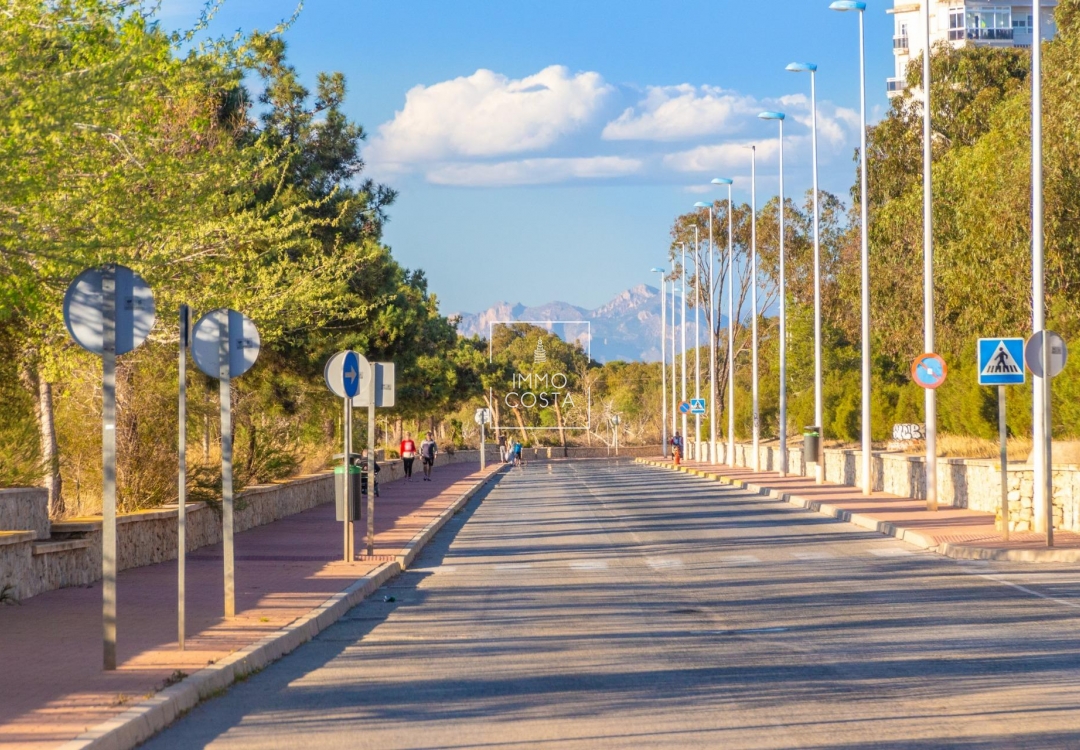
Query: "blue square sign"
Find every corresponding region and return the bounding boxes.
[978,338,1026,386]
[689,398,707,415]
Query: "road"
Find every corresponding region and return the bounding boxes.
[143,460,1080,749]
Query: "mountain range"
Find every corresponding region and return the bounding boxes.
[452,284,718,363]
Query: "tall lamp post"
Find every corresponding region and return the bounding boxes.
[788,62,824,484]
[749,145,760,471]
[830,0,872,495]
[920,0,938,511]
[652,267,669,458]
[1032,0,1051,541]
[694,227,702,456]
[671,256,678,443]
[713,178,736,468]
[695,200,716,463]
[681,243,688,448]
[759,110,788,476]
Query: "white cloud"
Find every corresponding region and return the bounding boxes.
[663,139,784,174]
[366,66,612,169]
[426,157,643,187]
[602,85,760,142]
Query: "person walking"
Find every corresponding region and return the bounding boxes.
[498,433,508,463]
[400,433,417,481]
[671,431,684,466]
[420,432,438,481]
[512,439,524,469]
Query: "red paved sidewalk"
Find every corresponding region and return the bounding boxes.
[642,458,1080,561]
[0,461,499,749]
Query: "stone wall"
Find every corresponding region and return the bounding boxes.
[0,488,49,540]
[706,441,1080,534]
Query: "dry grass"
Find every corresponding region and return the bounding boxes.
[930,434,1034,461]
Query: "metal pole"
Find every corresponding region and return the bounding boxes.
[665,261,673,443]
[727,183,736,470]
[858,10,873,496]
[481,420,486,470]
[751,146,760,471]
[923,0,938,511]
[681,242,688,446]
[220,316,235,619]
[178,305,188,650]
[102,265,117,671]
[1032,0,1050,543]
[367,363,377,557]
[343,396,351,562]
[708,208,717,464]
[778,118,788,477]
[694,227,702,456]
[999,385,1009,541]
[661,275,668,457]
[811,70,824,484]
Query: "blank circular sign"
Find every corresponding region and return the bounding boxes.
[191,309,260,380]
[63,264,155,356]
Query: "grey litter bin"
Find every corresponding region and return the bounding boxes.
[335,465,362,521]
[803,427,821,465]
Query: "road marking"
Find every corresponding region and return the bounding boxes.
[719,555,761,566]
[494,563,533,571]
[646,557,684,570]
[570,560,610,571]
[791,551,835,561]
[869,548,914,557]
[707,627,790,636]
[409,566,458,574]
[975,573,1080,610]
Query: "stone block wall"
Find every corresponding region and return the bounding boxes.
[0,488,49,540]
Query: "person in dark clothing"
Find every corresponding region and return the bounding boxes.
[420,433,438,481]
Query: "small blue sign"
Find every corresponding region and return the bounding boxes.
[678,401,692,415]
[978,338,1026,386]
[342,351,361,398]
[690,398,707,415]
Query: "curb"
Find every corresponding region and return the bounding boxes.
[58,466,506,750]
[634,458,1071,564]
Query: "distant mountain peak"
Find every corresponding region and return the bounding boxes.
[451,284,709,363]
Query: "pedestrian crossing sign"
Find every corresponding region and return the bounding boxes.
[978,338,1026,386]
[689,398,707,415]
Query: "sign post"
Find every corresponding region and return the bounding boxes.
[910,352,948,510]
[475,408,491,470]
[178,305,190,649]
[191,309,260,618]
[325,351,368,561]
[978,338,1026,541]
[611,415,621,456]
[63,264,155,670]
[1025,331,1069,547]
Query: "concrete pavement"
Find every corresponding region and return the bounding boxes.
[142,460,1080,749]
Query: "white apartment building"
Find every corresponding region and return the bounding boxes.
[888,1,1058,96]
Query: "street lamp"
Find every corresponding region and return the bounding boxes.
[788,62,825,484]
[759,110,788,477]
[694,226,702,455]
[830,0,872,496]
[695,200,715,463]
[713,178,736,469]
[671,255,678,444]
[1032,0,1051,541]
[652,267,668,458]
[919,1,939,511]
[681,242,688,449]
[749,145,760,471]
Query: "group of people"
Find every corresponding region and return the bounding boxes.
[398,432,439,481]
[497,434,524,467]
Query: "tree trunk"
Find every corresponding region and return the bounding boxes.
[512,406,530,446]
[20,357,63,517]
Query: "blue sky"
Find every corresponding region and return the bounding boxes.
[160,1,896,315]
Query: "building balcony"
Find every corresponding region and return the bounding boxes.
[887,78,906,95]
[893,35,909,51]
[959,28,1015,42]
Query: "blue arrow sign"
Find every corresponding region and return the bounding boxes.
[342,351,361,399]
[978,338,1026,386]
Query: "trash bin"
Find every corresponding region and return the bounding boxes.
[803,426,821,465]
[335,465,362,521]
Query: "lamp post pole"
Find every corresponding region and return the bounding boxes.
[788,62,824,483]
[694,227,702,457]
[706,202,718,462]
[750,146,760,471]
[653,268,668,458]
[831,0,872,495]
[725,180,736,469]
[681,242,688,448]
[671,257,678,443]
[1032,0,1051,543]
[759,111,787,476]
[921,0,939,511]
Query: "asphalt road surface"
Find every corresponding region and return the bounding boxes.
[143,460,1080,749]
